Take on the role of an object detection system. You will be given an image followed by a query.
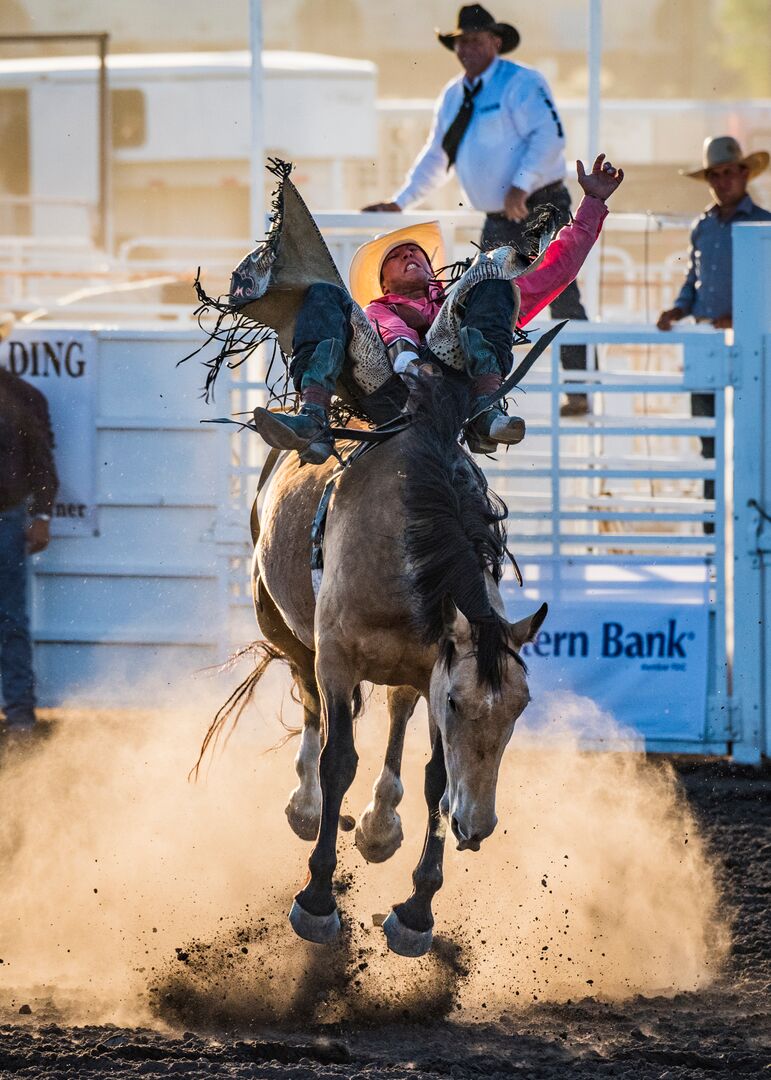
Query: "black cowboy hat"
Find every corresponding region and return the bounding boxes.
[437,5,520,54]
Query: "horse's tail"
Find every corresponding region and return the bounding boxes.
[189,640,287,780]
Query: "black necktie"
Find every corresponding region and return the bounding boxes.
[441,80,482,169]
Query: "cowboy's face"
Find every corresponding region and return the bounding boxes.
[380,243,432,295]
[454,30,501,80]
[706,162,749,207]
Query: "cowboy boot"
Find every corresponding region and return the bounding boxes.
[253,337,346,464]
[252,398,335,466]
[466,403,526,453]
[460,327,525,452]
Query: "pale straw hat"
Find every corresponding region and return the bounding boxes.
[348,221,445,307]
[682,135,769,181]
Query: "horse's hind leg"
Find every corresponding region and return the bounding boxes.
[255,580,323,842]
[355,685,419,864]
[383,726,447,957]
[285,673,323,841]
[289,651,358,944]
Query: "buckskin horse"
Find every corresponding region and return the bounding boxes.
[204,377,546,957]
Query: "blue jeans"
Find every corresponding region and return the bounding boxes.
[457,279,517,376]
[290,282,353,395]
[290,280,516,421]
[0,504,35,723]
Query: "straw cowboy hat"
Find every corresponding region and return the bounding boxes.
[437,4,520,54]
[0,312,15,342]
[683,135,770,181]
[348,221,446,307]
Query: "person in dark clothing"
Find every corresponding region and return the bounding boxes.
[0,322,58,733]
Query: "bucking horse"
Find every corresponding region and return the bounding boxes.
[185,160,636,955]
[202,374,546,958]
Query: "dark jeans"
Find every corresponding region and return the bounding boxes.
[0,504,35,723]
[481,182,590,377]
[692,393,715,533]
[290,279,516,422]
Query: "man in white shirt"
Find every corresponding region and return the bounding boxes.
[363,4,591,416]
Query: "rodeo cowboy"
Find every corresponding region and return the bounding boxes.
[201,154,622,464]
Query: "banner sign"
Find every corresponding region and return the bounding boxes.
[1,329,97,536]
[503,593,709,741]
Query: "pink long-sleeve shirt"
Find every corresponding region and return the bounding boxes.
[364,194,608,348]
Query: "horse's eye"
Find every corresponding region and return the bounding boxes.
[447,693,456,712]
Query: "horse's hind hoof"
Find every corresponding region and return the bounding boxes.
[288,899,341,944]
[355,822,403,864]
[382,910,433,957]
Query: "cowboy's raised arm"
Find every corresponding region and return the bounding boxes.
[516,154,623,326]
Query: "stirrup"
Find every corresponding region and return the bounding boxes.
[465,429,497,455]
[252,406,334,465]
[465,406,525,454]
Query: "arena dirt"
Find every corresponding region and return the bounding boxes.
[0,663,767,1077]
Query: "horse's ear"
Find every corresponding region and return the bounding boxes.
[508,602,548,648]
[441,593,458,640]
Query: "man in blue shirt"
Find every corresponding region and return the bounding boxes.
[658,135,770,533]
[363,4,592,416]
[658,136,771,332]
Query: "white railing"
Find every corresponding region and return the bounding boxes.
[0,209,693,326]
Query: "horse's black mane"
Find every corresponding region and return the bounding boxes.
[402,375,519,693]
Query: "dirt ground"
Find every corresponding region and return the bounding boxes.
[0,758,767,1079]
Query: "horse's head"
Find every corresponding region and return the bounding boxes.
[430,600,547,851]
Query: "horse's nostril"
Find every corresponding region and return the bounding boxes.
[452,816,483,850]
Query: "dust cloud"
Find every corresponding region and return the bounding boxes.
[0,660,729,1031]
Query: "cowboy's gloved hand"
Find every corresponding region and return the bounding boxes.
[577,153,624,202]
[393,350,421,375]
[399,361,442,383]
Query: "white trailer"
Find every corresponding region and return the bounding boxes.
[0,49,377,244]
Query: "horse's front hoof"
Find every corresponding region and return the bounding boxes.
[288,899,341,944]
[382,910,433,957]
